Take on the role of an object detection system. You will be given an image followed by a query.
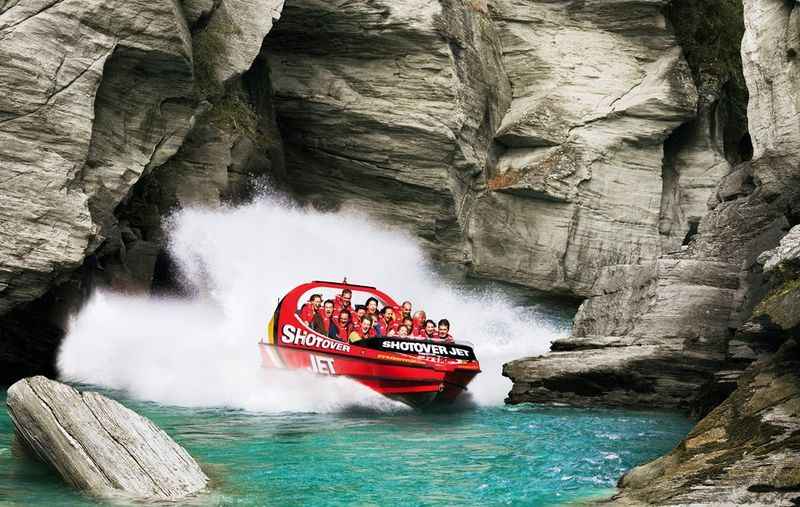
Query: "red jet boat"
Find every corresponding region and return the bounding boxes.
[259,281,481,408]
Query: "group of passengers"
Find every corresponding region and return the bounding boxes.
[298,289,455,344]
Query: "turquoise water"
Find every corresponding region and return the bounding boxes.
[0,389,691,506]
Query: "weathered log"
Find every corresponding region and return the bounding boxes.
[5,376,208,501]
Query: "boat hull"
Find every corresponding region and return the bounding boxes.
[259,342,479,408]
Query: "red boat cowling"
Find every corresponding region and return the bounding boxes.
[259,280,481,408]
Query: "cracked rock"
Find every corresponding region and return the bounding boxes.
[5,376,208,501]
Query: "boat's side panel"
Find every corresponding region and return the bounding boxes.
[259,344,446,384]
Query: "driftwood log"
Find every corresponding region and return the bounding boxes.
[5,376,208,501]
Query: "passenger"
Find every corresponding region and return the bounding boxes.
[300,294,322,325]
[349,315,374,343]
[353,304,367,325]
[397,324,410,338]
[437,319,454,343]
[329,309,352,340]
[365,297,379,319]
[421,319,437,340]
[311,299,335,335]
[334,288,353,314]
[401,301,413,320]
[377,306,399,336]
[411,311,427,336]
[402,317,414,333]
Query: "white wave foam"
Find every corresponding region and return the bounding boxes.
[58,192,568,412]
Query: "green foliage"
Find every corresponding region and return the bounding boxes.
[753,277,800,321]
[191,8,243,99]
[193,29,226,98]
[207,92,259,141]
[190,9,262,143]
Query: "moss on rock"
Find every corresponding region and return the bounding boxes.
[753,277,800,330]
[207,92,259,141]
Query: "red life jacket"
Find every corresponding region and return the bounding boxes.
[333,295,352,316]
[300,303,316,323]
[377,318,399,336]
[333,321,351,340]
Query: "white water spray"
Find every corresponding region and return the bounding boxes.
[58,192,569,412]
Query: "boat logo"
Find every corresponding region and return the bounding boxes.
[281,324,351,352]
[380,340,472,358]
[309,354,336,375]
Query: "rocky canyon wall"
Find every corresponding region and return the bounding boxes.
[505,0,798,411]
[0,0,789,417]
[0,0,284,382]
[264,0,717,296]
[263,0,511,264]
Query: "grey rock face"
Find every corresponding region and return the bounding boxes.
[6,376,208,500]
[151,56,285,212]
[0,0,195,314]
[505,0,800,408]
[264,0,511,262]
[469,0,698,294]
[742,0,800,192]
[759,225,800,273]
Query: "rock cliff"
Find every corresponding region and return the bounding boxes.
[469,0,698,295]
[0,0,196,314]
[0,0,284,381]
[264,0,709,292]
[615,340,800,506]
[505,0,798,411]
[264,0,511,263]
[0,0,742,383]
[613,220,800,505]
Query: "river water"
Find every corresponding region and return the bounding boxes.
[0,194,692,505]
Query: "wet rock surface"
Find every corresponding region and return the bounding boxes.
[6,376,208,500]
[614,340,800,506]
